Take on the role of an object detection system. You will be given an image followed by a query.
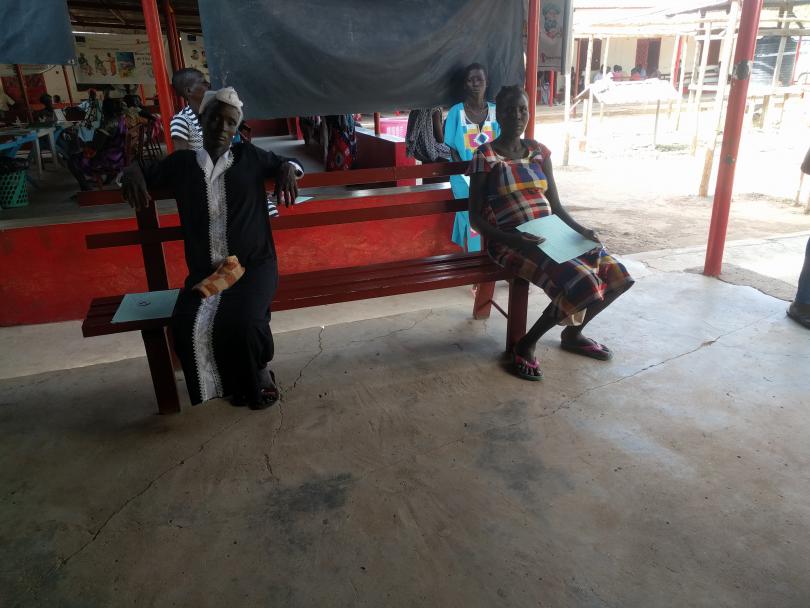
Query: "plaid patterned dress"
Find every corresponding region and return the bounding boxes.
[468,141,634,322]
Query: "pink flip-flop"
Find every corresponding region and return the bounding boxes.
[561,338,613,361]
[511,352,543,381]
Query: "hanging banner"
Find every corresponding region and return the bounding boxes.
[538,1,569,70]
[73,34,157,85]
[0,1,75,65]
[180,34,209,79]
[198,0,526,119]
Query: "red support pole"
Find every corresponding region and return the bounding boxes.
[142,0,175,153]
[163,0,184,73]
[525,0,540,138]
[549,70,555,107]
[14,64,32,123]
[703,0,764,276]
[62,65,75,105]
[791,36,802,85]
[672,36,684,87]
[373,112,381,136]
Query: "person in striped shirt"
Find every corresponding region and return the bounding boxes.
[169,68,210,151]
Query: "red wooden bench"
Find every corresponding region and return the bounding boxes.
[79,162,530,414]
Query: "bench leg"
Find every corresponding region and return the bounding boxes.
[505,278,529,354]
[141,328,181,414]
[473,281,496,319]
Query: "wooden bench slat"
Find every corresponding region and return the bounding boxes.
[86,196,467,249]
[81,254,506,337]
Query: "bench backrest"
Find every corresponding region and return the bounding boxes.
[82,161,471,291]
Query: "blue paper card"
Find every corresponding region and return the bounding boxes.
[516,215,600,263]
[112,289,180,323]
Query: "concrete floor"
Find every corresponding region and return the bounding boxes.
[1,250,810,607]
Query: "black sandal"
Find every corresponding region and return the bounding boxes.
[250,369,280,410]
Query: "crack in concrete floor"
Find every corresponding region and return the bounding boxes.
[30,306,783,599]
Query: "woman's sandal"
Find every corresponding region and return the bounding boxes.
[511,352,543,381]
[560,338,613,361]
[250,369,280,411]
[230,370,281,410]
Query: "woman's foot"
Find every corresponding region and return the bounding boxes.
[250,369,280,410]
[511,338,542,381]
[787,301,810,329]
[560,327,612,361]
[511,351,543,381]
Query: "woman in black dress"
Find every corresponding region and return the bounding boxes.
[122,87,302,409]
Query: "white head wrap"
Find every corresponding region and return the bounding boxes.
[199,86,244,124]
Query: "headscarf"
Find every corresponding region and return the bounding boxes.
[199,86,244,124]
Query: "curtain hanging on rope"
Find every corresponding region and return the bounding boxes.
[198,0,526,118]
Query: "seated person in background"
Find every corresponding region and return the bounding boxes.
[121,87,304,409]
[78,89,102,142]
[444,62,500,252]
[324,114,358,171]
[468,85,634,381]
[406,107,451,163]
[169,68,210,151]
[630,67,642,81]
[35,94,57,123]
[612,65,624,80]
[66,94,128,190]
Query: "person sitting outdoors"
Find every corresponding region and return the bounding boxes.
[406,107,451,163]
[468,85,634,381]
[78,89,102,142]
[787,149,810,329]
[612,65,624,81]
[121,87,303,409]
[630,67,642,81]
[66,92,128,190]
[169,68,210,151]
[35,94,57,123]
[444,62,500,252]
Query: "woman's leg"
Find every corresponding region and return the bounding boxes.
[560,282,633,347]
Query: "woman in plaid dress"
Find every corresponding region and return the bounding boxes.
[468,86,634,380]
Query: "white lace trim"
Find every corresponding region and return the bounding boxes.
[192,293,223,401]
[196,148,233,266]
[190,147,233,402]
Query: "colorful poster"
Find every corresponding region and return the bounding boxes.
[74,34,159,85]
[538,1,565,70]
[180,34,209,79]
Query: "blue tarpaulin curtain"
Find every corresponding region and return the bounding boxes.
[198,0,526,119]
[0,1,75,65]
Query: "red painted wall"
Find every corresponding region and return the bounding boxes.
[0,212,457,326]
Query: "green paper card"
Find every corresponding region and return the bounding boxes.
[516,215,600,263]
[112,289,180,323]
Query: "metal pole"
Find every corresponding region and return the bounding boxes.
[691,21,712,154]
[700,0,740,197]
[163,0,183,73]
[563,70,572,165]
[526,0,540,138]
[676,36,690,129]
[142,0,175,153]
[791,35,803,84]
[704,0,765,276]
[373,112,381,136]
[62,65,75,105]
[603,36,611,77]
[771,9,788,89]
[549,71,555,107]
[669,34,681,85]
[580,35,594,152]
[14,64,32,123]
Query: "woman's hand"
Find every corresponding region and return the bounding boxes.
[508,232,545,252]
[121,163,149,210]
[275,161,299,208]
[578,227,601,244]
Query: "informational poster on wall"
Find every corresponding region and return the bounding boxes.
[538,1,566,70]
[180,34,209,79]
[73,33,156,85]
